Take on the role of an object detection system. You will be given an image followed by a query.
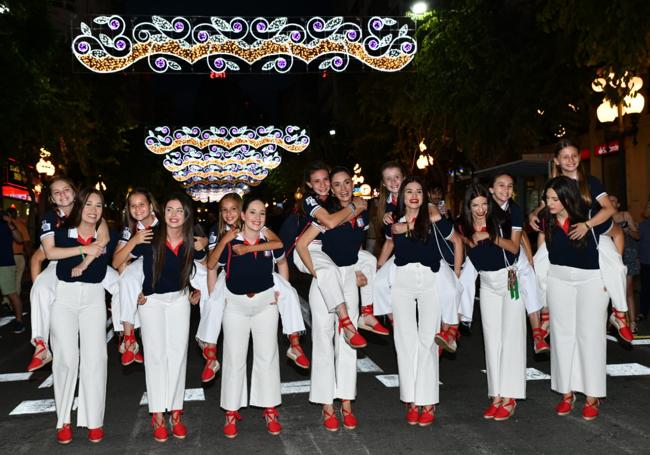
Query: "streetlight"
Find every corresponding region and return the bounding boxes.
[329,129,336,136]
[415,140,434,169]
[95,175,107,191]
[35,147,55,177]
[410,1,429,15]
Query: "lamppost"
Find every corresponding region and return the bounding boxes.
[415,140,434,170]
[592,73,644,208]
[95,175,107,192]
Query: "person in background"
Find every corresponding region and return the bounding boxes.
[7,207,31,302]
[610,195,640,332]
[638,198,650,321]
[0,210,25,333]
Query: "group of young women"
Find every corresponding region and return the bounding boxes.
[26,138,633,444]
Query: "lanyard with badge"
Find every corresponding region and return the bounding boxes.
[500,227,519,300]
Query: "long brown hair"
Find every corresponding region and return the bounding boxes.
[152,194,196,291]
[48,176,77,208]
[299,161,330,216]
[395,176,431,242]
[551,139,591,208]
[217,193,243,236]
[123,187,159,234]
[373,161,405,249]
[66,187,103,230]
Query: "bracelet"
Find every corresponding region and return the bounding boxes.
[348,203,356,216]
[79,246,86,260]
[584,221,592,230]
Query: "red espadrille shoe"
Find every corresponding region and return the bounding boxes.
[56,423,73,444]
[341,400,357,429]
[540,310,550,338]
[434,326,458,353]
[287,334,310,369]
[358,305,390,335]
[418,405,435,427]
[483,401,500,419]
[88,427,104,443]
[338,316,367,349]
[264,407,282,435]
[170,410,187,439]
[494,399,516,421]
[532,328,550,354]
[121,333,141,366]
[610,310,634,343]
[27,339,52,372]
[224,411,241,438]
[555,393,575,416]
[152,414,168,442]
[201,346,220,382]
[582,399,600,421]
[406,404,420,425]
[322,408,340,432]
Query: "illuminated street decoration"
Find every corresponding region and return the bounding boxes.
[145,125,309,200]
[145,125,309,155]
[72,15,417,73]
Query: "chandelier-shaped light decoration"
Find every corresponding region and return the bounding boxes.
[145,125,309,200]
[72,15,417,73]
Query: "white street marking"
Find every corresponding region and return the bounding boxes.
[38,374,54,389]
[606,363,650,376]
[139,388,205,406]
[281,380,311,395]
[10,398,77,416]
[375,374,399,388]
[0,373,32,382]
[357,357,383,373]
[106,329,114,343]
[0,316,15,328]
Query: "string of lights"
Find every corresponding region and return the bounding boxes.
[72,15,417,73]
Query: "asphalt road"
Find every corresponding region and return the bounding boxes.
[1,275,649,454]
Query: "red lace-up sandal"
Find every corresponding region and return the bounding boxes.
[494,399,516,421]
[532,328,550,354]
[121,333,141,366]
[358,305,390,335]
[341,400,357,429]
[170,410,187,439]
[264,407,282,435]
[286,333,310,369]
[582,398,600,421]
[151,414,168,442]
[555,393,575,416]
[418,405,435,427]
[224,411,241,438]
[434,325,459,353]
[56,423,73,444]
[338,316,367,349]
[322,408,340,432]
[406,404,420,425]
[609,310,634,343]
[201,346,220,382]
[27,339,52,372]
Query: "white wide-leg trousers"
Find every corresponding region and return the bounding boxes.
[548,265,608,397]
[391,263,441,405]
[309,265,358,404]
[479,268,527,399]
[294,245,345,313]
[220,288,280,411]
[139,291,190,412]
[50,281,107,429]
[30,261,57,344]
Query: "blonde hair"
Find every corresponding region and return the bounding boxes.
[218,193,243,235]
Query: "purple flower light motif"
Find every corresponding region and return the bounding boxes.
[155,58,166,68]
[402,42,413,53]
[248,132,254,138]
[333,57,343,67]
[214,58,224,68]
[77,42,89,53]
[146,138,154,145]
[291,31,301,41]
[175,132,182,139]
[347,30,358,40]
[203,133,210,139]
[233,22,243,32]
[115,39,126,50]
[162,127,169,134]
[220,128,227,134]
[109,19,120,30]
[256,22,266,32]
[197,31,208,42]
[192,127,199,134]
[277,58,287,69]
[174,21,184,32]
[275,132,282,138]
[368,39,379,50]
[372,19,383,30]
[314,20,323,31]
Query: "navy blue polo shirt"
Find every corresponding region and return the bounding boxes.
[118,217,159,247]
[581,175,608,214]
[219,232,284,295]
[39,209,67,241]
[208,224,233,251]
[496,200,524,232]
[463,224,518,272]
[54,228,111,283]
[321,210,369,267]
[547,218,612,269]
[0,220,16,266]
[303,195,328,242]
[132,233,207,295]
[389,217,453,273]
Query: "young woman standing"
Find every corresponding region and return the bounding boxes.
[538,176,615,420]
[28,177,110,371]
[48,188,110,444]
[489,173,547,354]
[296,162,387,337]
[460,184,526,421]
[218,198,289,438]
[111,188,159,366]
[130,194,206,442]
[387,176,462,426]
[529,139,631,341]
[296,167,373,431]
